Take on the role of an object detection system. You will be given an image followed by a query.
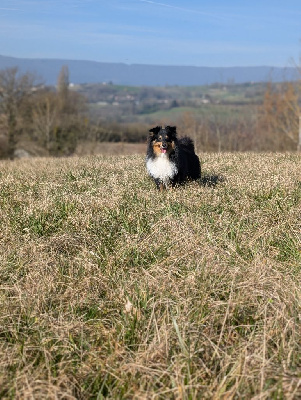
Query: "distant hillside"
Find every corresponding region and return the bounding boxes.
[0,54,298,86]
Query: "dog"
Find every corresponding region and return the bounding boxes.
[146,125,201,190]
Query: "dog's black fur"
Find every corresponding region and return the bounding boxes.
[146,125,201,190]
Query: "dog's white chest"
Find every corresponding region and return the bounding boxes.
[146,155,178,185]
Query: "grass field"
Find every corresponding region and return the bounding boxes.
[136,104,254,126]
[0,153,300,399]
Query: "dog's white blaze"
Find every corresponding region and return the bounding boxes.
[146,154,178,185]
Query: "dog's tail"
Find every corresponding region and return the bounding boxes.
[178,136,196,153]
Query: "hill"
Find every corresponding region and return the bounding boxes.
[0,54,298,86]
[0,153,300,398]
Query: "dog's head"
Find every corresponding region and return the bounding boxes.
[149,125,177,155]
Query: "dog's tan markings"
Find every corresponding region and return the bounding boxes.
[153,142,163,156]
[157,142,173,156]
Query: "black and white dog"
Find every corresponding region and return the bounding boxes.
[146,125,201,190]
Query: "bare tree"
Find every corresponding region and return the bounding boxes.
[258,82,300,151]
[32,91,58,154]
[0,67,35,159]
[57,65,70,112]
[178,112,199,151]
[30,67,86,156]
[209,114,224,152]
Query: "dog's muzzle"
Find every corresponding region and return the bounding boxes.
[160,143,168,154]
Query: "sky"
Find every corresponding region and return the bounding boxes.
[0,0,300,67]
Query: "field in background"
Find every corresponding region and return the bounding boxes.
[83,82,263,125]
[75,142,146,156]
[0,153,300,398]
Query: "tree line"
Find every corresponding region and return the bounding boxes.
[0,66,86,159]
[0,66,300,159]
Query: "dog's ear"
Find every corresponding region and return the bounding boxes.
[149,126,161,136]
[165,126,177,139]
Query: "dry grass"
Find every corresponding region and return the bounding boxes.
[0,152,300,399]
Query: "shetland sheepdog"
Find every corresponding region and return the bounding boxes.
[146,125,201,190]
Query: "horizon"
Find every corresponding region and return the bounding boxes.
[0,53,297,70]
[0,1,300,69]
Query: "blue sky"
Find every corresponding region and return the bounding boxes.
[0,0,300,67]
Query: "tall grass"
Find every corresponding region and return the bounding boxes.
[0,153,300,399]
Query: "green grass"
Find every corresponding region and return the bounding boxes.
[0,153,300,399]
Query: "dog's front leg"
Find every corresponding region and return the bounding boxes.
[154,178,164,191]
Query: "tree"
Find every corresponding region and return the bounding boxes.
[0,67,35,159]
[178,112,199,151]
[55,66,86,155]
[30,67,86,156]
[31,91,58,154]
[57,65,69,112]
[258,82,300,151]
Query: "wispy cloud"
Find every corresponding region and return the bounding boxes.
[137,0,226,20]
[138,0,185,10]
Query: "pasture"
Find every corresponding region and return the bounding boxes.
[0,153,300,399]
